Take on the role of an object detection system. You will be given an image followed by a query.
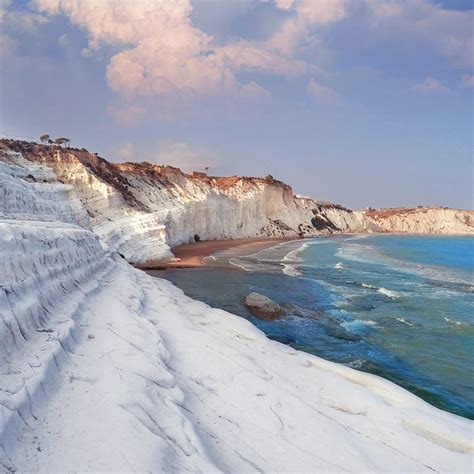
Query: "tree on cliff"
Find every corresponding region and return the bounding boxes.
[40,134,50,144]
[54,137,70,148]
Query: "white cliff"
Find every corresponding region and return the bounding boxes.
[356,207,474,234]
[0,146,472,472]
[0,152,89,227]
[2,140,471,266]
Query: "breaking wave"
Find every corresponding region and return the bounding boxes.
[281,263,302,277]
[337,241,474,287]
[377,287,402,299]
[444,317,470,328]
[393,317,413,326]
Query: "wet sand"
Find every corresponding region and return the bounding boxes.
[135,237,297,269]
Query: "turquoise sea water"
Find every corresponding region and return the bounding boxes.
[152,235,474,419]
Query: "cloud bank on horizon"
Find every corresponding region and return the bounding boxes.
[0,0,473,209]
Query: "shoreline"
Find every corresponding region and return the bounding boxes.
[135,237,300,269]
[133,232,474,271]
[146,233,474,420]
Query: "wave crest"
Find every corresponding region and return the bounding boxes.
[378,287,401,299]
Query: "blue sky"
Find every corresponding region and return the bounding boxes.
[0,0,472,209]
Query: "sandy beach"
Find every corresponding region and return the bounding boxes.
[135,237,297,269]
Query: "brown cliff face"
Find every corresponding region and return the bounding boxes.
[115,160,293,194]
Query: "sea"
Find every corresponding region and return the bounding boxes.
[151,234,474,419]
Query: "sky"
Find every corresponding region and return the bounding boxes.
[0,0,472,209]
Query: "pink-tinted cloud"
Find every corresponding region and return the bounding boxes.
[270,0,346,57]
[274,0,346,24]
[412,77,449,94]
[27,0,472,125]
[32,0,317,119]
[306,79,340,104]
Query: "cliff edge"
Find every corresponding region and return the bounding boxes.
[1,139,472,264]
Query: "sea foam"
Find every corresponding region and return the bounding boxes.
[377,287,401,299]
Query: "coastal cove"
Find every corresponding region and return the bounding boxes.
[150,234,474,420]
[1,141,473,472]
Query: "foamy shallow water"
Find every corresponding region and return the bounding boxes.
[153,234,474,419]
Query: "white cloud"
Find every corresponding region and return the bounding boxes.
[30,0,339,123]
[270,0,346,57]
[307,79,340,104]
[412,76,449,94]
[32,0,310,108]
[27,0,471,124]
[58,33,69,48]
[0,0,47,57]
[274,0,294,11]
[367,0,473,69]
[461,74,474,88]
[1,0,48,33]
[0,0,11,23]
[215,40,315,78]
[274,0,346,24]
[4,10,48,31]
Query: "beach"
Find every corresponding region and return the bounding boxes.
[135,237,298,269]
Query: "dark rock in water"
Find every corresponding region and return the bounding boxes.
[286,303,322,320]
[244,292,282,320]
[345,297,376,312]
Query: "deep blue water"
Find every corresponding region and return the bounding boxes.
[151,235,474,419]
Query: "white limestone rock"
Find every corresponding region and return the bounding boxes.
[0,143,472,473]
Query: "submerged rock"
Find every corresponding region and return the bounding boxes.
[244,292,282,319]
